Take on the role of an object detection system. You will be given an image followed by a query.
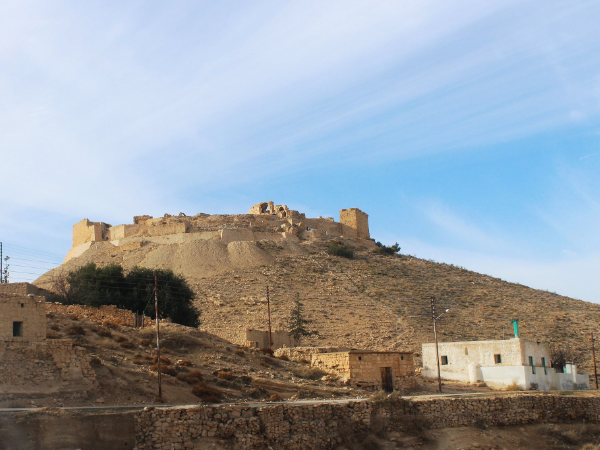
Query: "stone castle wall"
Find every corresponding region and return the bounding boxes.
[339,208,370,240]
[133,393,600,450]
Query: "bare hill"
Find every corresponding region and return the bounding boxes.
[36,235,600,374]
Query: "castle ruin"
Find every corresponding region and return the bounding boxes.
[66,202,371,263]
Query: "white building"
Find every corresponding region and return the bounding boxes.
[421,338,589,391]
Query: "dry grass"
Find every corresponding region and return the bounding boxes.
[113,335,128,343]
[149,364,177,377]
[178,370,204,385]
[153,355,172,365]
[96,328,112,338]
[191,382,222,402]
[217,370,234,380]
[46,331,62,339]
[504,380,521,391]
[291,366,327,380]
[66,325,85,336]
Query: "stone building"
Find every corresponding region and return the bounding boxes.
[421,338,589,390]
[204,327,296,350]
[0,284,47,344]
[311,350,414,391]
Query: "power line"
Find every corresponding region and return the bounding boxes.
[4,244,65,259]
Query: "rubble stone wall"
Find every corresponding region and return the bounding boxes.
[132,394,600,450]
[46,303,152,328]
[0,339,95,387]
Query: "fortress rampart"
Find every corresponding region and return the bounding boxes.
[66,202,371,263]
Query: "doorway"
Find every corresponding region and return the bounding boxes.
[381,367,393,392]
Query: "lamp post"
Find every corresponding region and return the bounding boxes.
[431,296,449,394]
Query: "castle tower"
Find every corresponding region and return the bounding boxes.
[339,208,370,240]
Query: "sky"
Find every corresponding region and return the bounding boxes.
[1,1,599,301]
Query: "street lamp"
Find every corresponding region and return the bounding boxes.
[431,296,450,394]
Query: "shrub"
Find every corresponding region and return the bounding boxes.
[114,335,128,343]
[504,380,521,391]
[277,354,290,361]
[133,359,145,365]
[139,338,151,347]
[327,241,354,259]
[176,359,193,367]
[142,354,154,361]
[150,364,177,377]
[89,357,102,365]
[120,341,135,349]
[96,328,112,337]
[103,320,119,330]
[46,331,61,339]
[235,349,245,357]
[237,375,252,385]
[373,242,401,255]
[191,382,222,402]
[260,348,274,357]
[217,370,234,380]
[291,366,328,380]
[153,355,172,365]
[67,325,85,336]
[50,324,60,331]
[269,394,280,402]
[178,370,204,385]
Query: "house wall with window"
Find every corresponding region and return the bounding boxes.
[311,350,414,390]
[0,293,46,343]
[421,338,589,390]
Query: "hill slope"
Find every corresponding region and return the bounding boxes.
[36,237,600,373]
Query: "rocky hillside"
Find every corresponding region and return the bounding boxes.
[36,237,600,373]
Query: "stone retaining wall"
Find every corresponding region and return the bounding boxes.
[133,393,600,450]
[46,303,152,328]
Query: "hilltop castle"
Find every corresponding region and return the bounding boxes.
[65,202,370,263]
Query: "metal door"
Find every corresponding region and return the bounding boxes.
[381,367,393,392]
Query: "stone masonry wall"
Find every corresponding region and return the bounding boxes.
[132,393,600,450]
[46,303,152,328]
[0,294,46,343]
[339,208,370,240]
[0,339,95,387]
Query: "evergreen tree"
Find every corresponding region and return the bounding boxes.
[287,294,319,342]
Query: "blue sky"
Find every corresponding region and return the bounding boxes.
[1,1,599,301]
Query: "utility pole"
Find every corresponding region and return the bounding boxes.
[431,296,442,394]
[593,333,599,389]
[154,274,162,401]
[0,242,3,284]
[266,285,273,350]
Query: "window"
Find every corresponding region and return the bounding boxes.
[441,356,448,365]
[529,356,536,374]
[401,355,404,361]
[20,303,24,308]
[358,356,362,361]
[542,357,547,375]
[494,354,502,364]
[465,348,469,355]
[13,322,23,337]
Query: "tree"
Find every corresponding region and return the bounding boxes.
[2,255,9,283]
[286,294,319,342]
[58,263,200,327]
[327,241,354,259]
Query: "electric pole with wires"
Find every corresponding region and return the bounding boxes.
[154,274,162,401]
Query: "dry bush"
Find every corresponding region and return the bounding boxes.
[178,370,204,385]
[46,331,62,339]
[150,364,177,377]
[66,325,85,336]
[120,341,135,349]
[153,355,172,365]
[237,375,253,385]
[139,328,199,351]
[89,357,102,366]
[142,354,154,361]
[114,335,128,343]
[217,370,234,380]
[139,338,151,347]
[543,424,600,447]
[277,354,290,361]
[133,359,145,365]
[260,348,274,357]
[50,324,60,331]
[192,382,222,402]
[96,328,112,338]
[269,394,280,402]
[504,380,521,391]
[68,315,79,321]
[291,366,327,380]
[176,359,193,367]
[103,320,120,330]
[235,349,245,357]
